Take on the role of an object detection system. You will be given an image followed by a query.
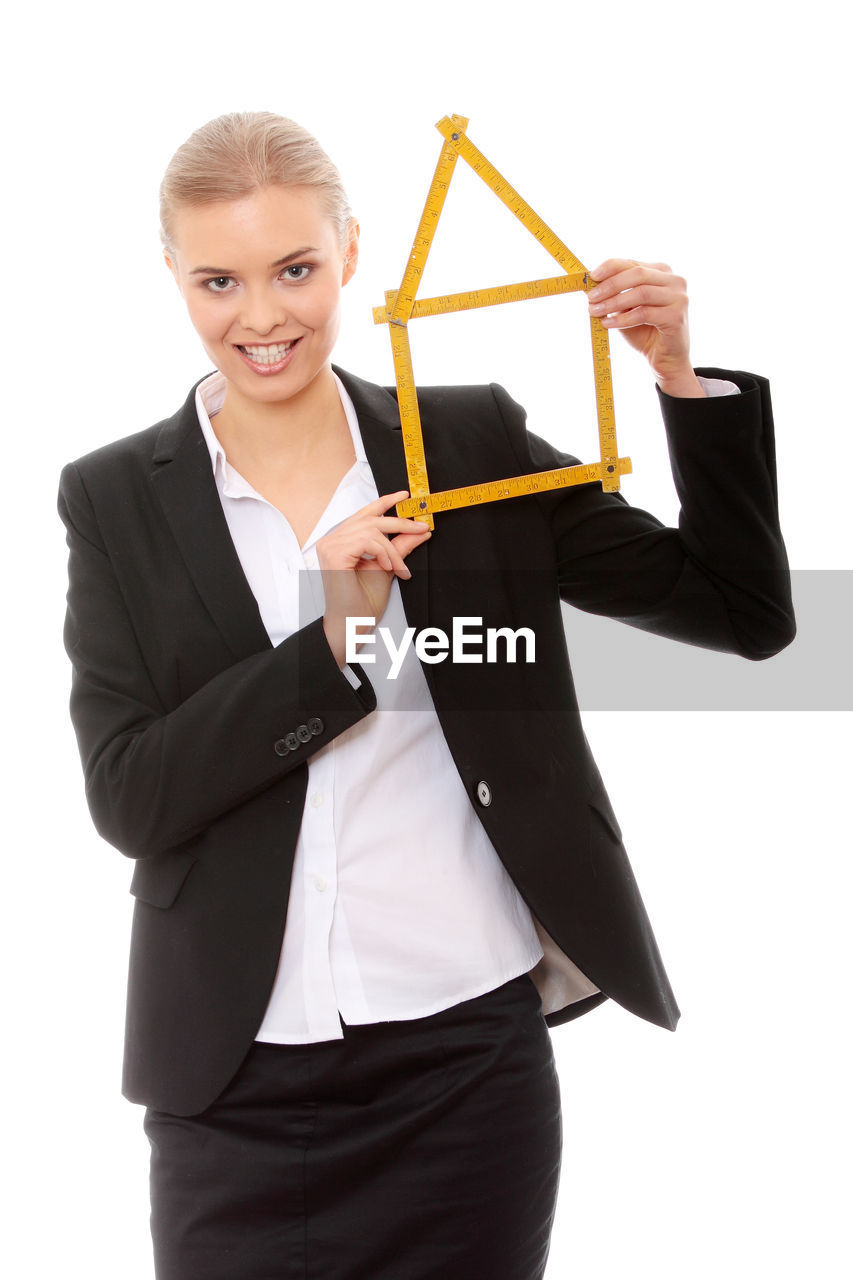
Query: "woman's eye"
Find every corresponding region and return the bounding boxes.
[282,264,311,281]
[205,276,234,293]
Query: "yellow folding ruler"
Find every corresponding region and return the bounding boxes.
[373,115,631,528]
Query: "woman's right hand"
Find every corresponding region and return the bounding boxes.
[317,492,431,667]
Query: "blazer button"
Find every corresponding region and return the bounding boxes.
[274,738,290,756]
[285,732,299,751]
[308,717,324,736]
[476,781,492,807]
[296,724,312,744]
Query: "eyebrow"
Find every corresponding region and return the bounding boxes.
[189,247,320,276]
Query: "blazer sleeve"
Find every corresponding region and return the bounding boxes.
[492,367,796,659]
[58,460,377,861]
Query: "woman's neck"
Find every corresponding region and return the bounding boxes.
[211,363,349,472]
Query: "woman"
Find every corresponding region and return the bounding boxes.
[59,112,794,1279]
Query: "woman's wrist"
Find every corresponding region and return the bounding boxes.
[323,613,375,669]
[656,368,707,399]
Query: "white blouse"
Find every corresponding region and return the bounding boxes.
[195,371,548,1043]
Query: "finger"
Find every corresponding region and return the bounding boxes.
[368,516,431,537]
[361,532,416,577]
[362,527,431,578]
[361,536,399,574]
[345,491,412,520]
[589,259,673,280]
[335,513,430,537]
[589,283,683,317]
[373,491,413,514]
[588,258,637,283]
[321,515,429,559]
[588,263,683,301]
[390,528,432,560]
[600,305,685,330]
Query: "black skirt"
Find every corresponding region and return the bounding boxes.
[144,973,563,1279]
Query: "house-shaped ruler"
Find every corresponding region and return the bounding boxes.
[374,115,631,529]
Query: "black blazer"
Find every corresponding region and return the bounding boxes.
[58,365,794,1116]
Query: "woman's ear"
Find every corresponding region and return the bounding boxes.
[342,219,360,285]
[163,250,183,294]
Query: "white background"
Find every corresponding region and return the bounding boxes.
[3,1,850,1276]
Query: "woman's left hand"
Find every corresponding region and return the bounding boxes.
[587,259,706,398]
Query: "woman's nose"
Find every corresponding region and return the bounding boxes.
[239,287,288,335]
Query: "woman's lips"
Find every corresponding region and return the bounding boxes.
[235,338,301,375]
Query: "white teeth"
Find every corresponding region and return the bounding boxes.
[240,341,295,364]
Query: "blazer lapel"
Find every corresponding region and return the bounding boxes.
[150,382,273,661]
[149,369,432,662]
[334,366,431,632]
[333,366,408,494]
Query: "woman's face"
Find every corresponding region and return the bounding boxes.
[166,184,358,409]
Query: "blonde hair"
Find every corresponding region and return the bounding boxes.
[159,112,353,253]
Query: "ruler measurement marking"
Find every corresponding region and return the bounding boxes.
[374,272,590,324]
[390,114,467,326]
[394,457,632,517]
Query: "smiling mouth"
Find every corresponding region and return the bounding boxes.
[236,339,300,365]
